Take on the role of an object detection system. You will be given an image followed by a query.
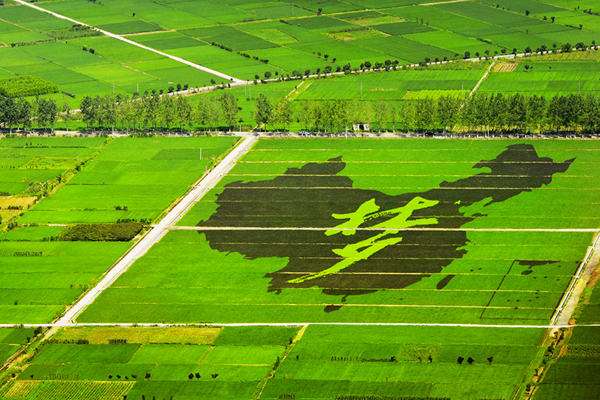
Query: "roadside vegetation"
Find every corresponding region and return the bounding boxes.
[58,222,145,242]
[3,89,600,135]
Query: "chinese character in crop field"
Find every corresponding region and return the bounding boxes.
[201,144,574,306]
[288,197,439,284]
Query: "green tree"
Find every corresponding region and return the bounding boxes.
[80,96,96,128]
[35,97,58,130]
[0,94,17,130]
[219,93,239,130]
[175,96,192,131]
[437,96,460,133]
[526,95,547,132]
[373,101,390,132]
[160,95,176,129]
[196,96,221,129]
[254,93,272,128]
[414,98,436,132]
[272,99,292,131]
[16,99,32,130]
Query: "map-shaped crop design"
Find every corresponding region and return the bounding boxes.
[201,144,574,298]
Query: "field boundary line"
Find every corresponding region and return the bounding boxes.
[4,322,600,329]
[174,226,600,233]
[52,135,257,326]
[285,80,312,101]
[551,233,600,326]
[253,325,307,400]
[420,0,471,6]
[12,0,245,84]
[470,59,495,97]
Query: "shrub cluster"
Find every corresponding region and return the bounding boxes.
[59,222,144,242]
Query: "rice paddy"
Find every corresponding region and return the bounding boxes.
[0,136,237,324]
[78,138,600,325]
[1,1,600,398]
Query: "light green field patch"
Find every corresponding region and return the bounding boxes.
[53,327,222,345]
[0,381,134,400]
[329,28,389,41]
[244,28,298,45]
[129,344,211,364]
[403,89,470,99]
[351,15,404,26]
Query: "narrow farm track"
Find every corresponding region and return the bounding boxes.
[253,325,308,400]
[3,322,600,329]
[12,0,245,84]
[53,135,257,327]
[470,60,496,97]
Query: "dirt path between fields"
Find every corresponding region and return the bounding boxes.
[4,322,600,329]
[470,60,496,97]
[12,0,245,84]
[253,325,307,400]
[174,226,600,233]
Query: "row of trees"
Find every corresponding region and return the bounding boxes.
[256,93,600,134]
[80,93,240,131]
[2,91,600,134]
[71,91,600,134]
[0,93,58,131]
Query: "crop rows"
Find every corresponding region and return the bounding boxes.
[0,136,237,324]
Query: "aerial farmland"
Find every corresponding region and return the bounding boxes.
[1,0,600,399]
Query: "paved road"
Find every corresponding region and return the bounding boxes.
[13,0,245,84]
[53,136,257,326]
[551,234,600,326]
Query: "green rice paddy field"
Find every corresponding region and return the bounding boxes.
[79,138,600,325]
[0,2,224,106]
[0,326,296,400]
[0,136,237,324]
[38,0,600,80]
[0,329,34,366]
[0,0,598,105]
[0,325,549,400]
[532,270,600,399]
[2,137,600,399]
[191,52,600,129]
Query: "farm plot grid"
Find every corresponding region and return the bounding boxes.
[0,325,548,400]
[0,326,296,400]
[0,328,34,366]
[14,0,600,84]
[0,2,224,106]
[79,138,600,325]
[0,136,238,325]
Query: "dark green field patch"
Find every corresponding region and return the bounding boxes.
[181,25,277,50]
[201,144,573,302]
[337,10,383,21]
[99,20,163,35]
[138,35,205,50]
[283,16,354,30]
[375,21,434,35]
[59,222,144,242]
